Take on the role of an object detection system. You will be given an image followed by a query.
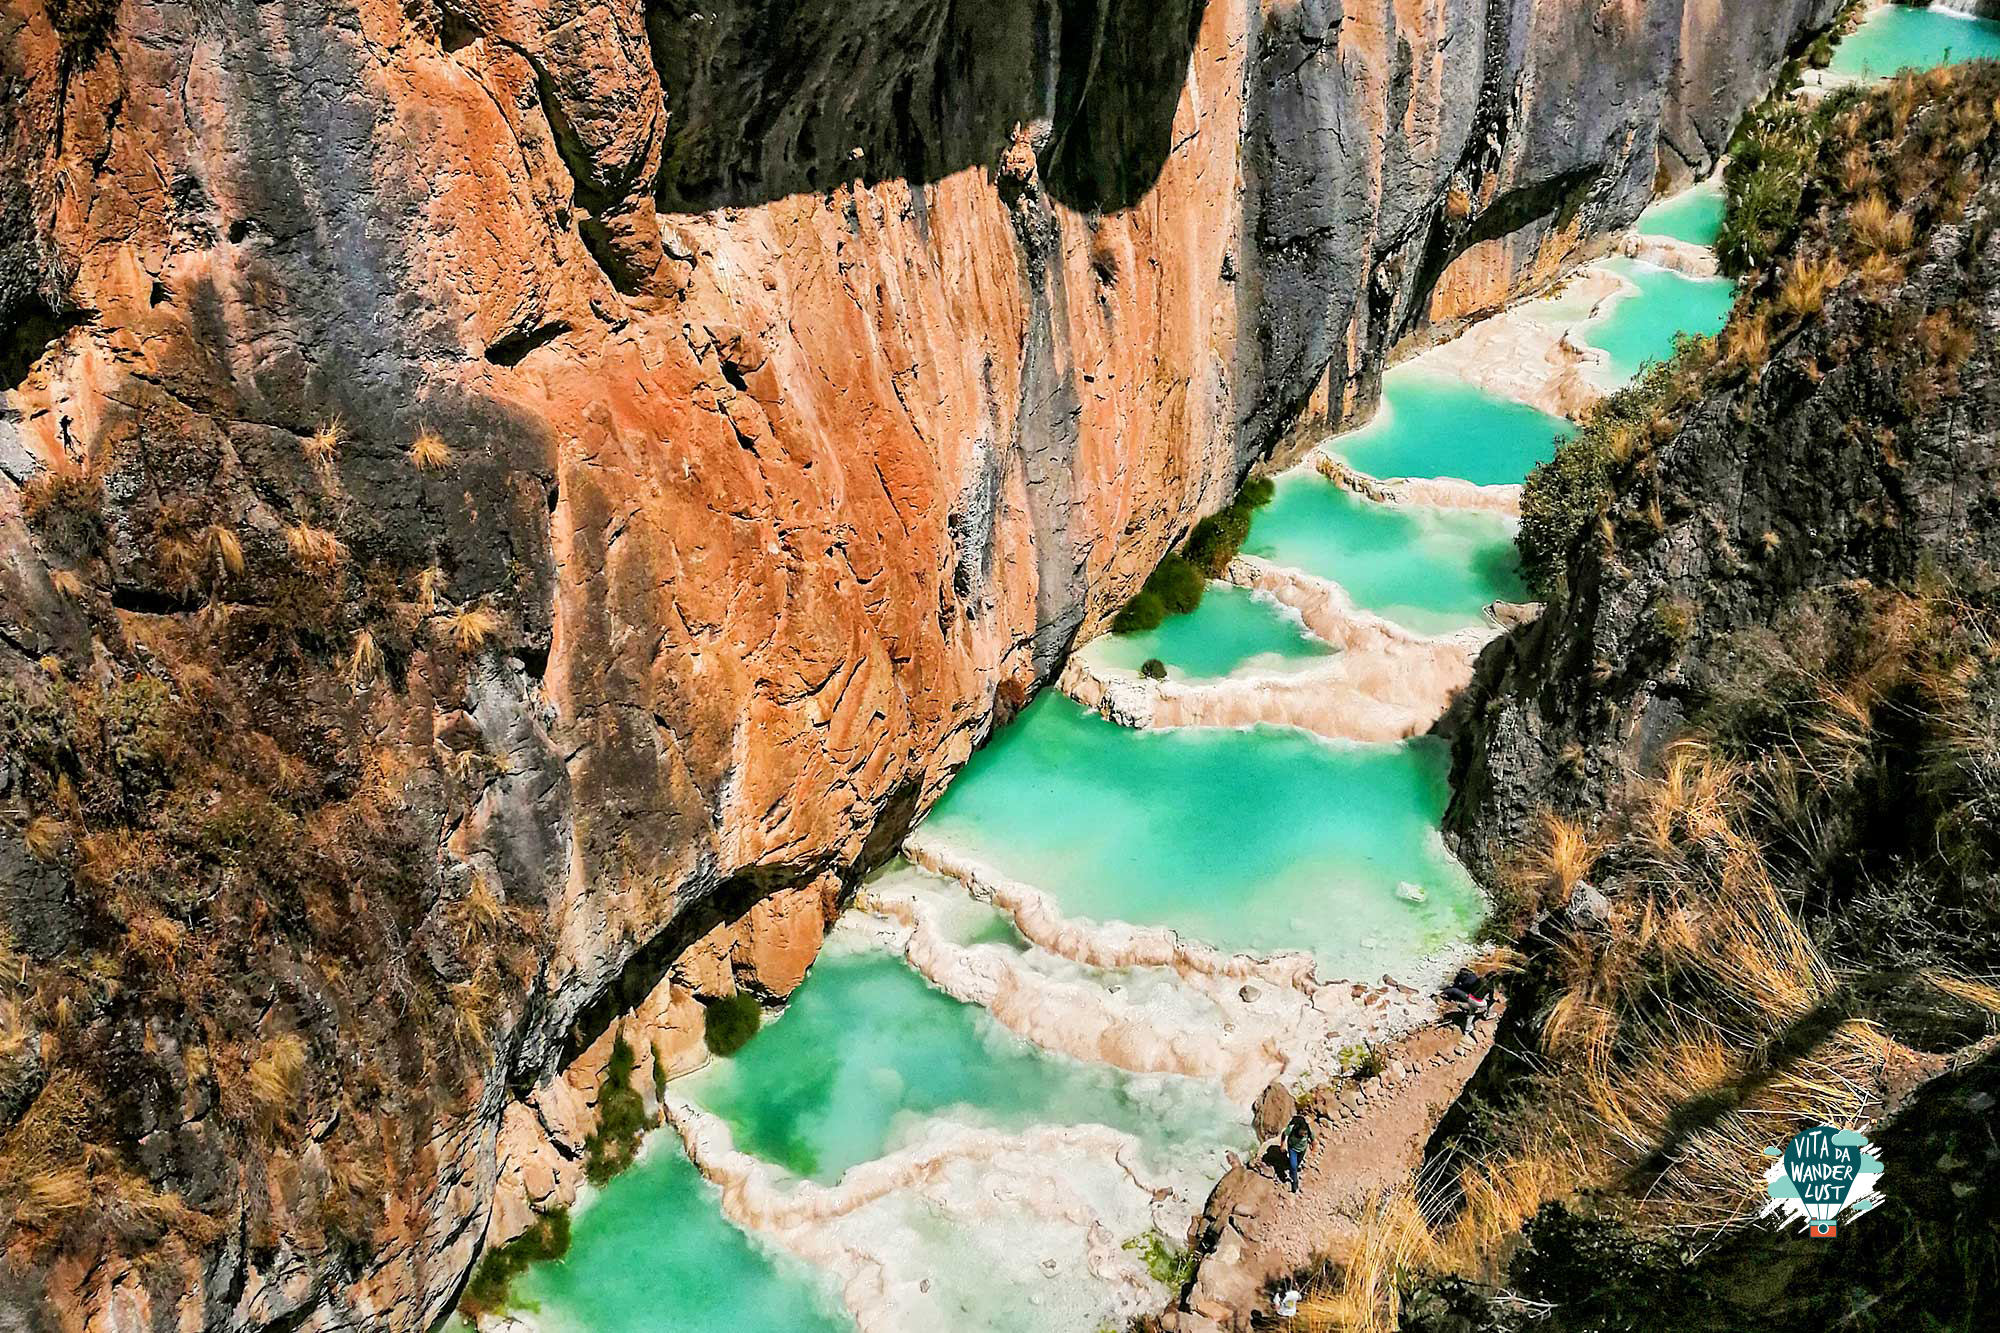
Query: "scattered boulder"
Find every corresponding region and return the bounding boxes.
[1568,878,1613,927]
[1251,1081,1296,1140]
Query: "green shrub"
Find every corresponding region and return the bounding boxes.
[1519,338,1714,597]
[1139,658,1168,681]
[703,992,762,1057]
[1716,85,1863,275]
[459,1206,571,1318]
[1145,554,1204,615]
[1518,437,1610,600]
[1338,1042,1387,1080]
[1112,589,1167,634]
[1184,475,1275,576]
[582,1033,650,1185]
[1123,1228,1196,1289]
[1115,476,1277,632]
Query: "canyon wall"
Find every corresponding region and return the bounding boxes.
[0,1,1836,1328]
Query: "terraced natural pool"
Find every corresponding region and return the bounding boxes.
[1829,5,2000,80]
[1242,474,1528,633]
[915,694,1484,971]
[1087,581,1334,680]
[1636,178,1724,248]
[1578,256,1737,386]
[1325,368,1574,486]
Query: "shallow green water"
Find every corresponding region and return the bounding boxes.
[1829,6,2000,79]
[509,1147,847,1333]
[1241,473,1527,632]
[917,694,1485,972]
[682,944,1246,1184]
[1327,368,1574,486]
[1579,257,1736,386]
[1091,582,1334,679]
[1636,179,1725,248]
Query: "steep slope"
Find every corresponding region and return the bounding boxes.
[1422,58,2000,1333]
[1,1,1835,1329]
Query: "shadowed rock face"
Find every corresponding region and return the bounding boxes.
[1445,78,2000,878]
[0,0,1834,1327]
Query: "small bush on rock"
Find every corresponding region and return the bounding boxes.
[703,992,763,1057]
[1140,658,1168,681]
[1112,589,1167,634]
[459,1206,572,1318]
[582,1033,651,1185]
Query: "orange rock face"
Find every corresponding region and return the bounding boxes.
[0,0,1837,1326]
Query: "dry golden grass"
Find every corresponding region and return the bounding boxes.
[415,564,447,616]
[245,1033,307,1124]
[283,523,347,573]
[1849,194,1915,257]
[205,523,245,578]
[1838,146,1881,195]
[408,429,452,471]
[22,815,67,862]
[125,910,189,962]
[47,568,86,600]
[443,605,502,653]
[1924,970,2000,1015]
[1721,311,1771,370]
[1917,309,1976,371]
[1298,1190,1438,1333]
[455,874,505,946]
[1444,186,1473,222]
[304,417,343,468]
[346,629,382,686]
[1776,253,1847,320]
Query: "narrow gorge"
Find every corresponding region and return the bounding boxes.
[7,2,1959,1331]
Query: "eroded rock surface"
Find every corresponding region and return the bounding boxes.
[0,0,1837,1326]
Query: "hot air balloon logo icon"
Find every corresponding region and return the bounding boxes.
[1761,1125,1885,1237]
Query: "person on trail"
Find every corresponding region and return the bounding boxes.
[1281,1113,1314,1194]
[1440,967,1497,1035]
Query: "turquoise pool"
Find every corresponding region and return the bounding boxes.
[1636,179,1725,248]
[1579,257,1736,386]
[1091,582,1334,680]
[679,945,1244,1185]
[1328,368,1574,486]
[916,694,1485,973]
[1242,473,1527,633]
[1829,6,2000,80]
[509,1147,847,1333]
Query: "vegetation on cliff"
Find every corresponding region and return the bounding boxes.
[1112,477,1276,632]
[1312,61,2000,1333]
[459,1206,572,1320]
[1,406,546,1299]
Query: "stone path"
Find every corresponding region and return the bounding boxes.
[1161,1006,1504,1332]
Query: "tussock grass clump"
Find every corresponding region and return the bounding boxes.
[441,604,502,653]
[283,523,346,573]
[408,429,452,471]
[1314,579,2000,1329]
[22,466,105,561]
